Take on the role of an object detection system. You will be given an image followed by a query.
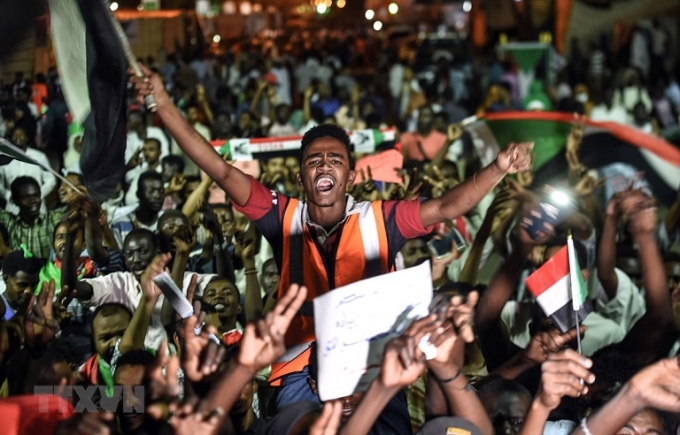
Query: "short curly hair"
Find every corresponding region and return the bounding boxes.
[300,124,355,169]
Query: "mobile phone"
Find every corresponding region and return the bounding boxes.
[521,189,576,240]
[427,228,466,259]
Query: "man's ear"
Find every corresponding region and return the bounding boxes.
[297,172,303,186]
[307,377,319,395]
[237,304,242,314]
[347,170,356,186]
[2,274,8,283]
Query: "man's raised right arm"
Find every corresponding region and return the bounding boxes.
[130,66,252,206]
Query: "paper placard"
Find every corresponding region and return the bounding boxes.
[313,261,432,401]
[353,149,404,184]
[153,272,193,319]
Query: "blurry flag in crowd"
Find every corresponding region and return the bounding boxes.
[48,0,127,202]
[466,112,680,207]
[525,243,592,333]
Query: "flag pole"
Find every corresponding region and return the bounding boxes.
[567,232,583,355]
[101,0,158,112]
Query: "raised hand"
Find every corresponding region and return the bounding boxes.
[522,326,586,365]
[536,349,594,410]
[140,253,172,306]
[53,286,77,327]
[387,168,422,201]
[25,280,60,349]
[352,167,380,202]
[173,227,197,255]
[238,284,307,373]
[146,341,182,420]
[234,231,257,261]
[496,142,533,174]
[310,401,343,435]
[181,303,227,383]
[167,397,225,435]
[626,356,680,412]
[129,64,170,108]
[168,175,187,194]
[380,314,443,389]
[573,173,605,198]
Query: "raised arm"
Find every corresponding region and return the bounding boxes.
[130,67,252,206]
[419,142,532,228]
[597,197,620,300]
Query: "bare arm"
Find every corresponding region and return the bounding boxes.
[235,236,264,322]
[131,67,252,207]
[420,143,532,228]
[181,176,212,221]
[597,201,619,300]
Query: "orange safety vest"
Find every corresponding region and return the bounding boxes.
[270,197,391,385]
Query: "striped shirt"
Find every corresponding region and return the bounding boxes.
[0,210,65,260]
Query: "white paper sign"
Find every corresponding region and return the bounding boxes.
[313,261,432,401]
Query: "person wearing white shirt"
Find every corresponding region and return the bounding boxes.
[589,88,629,124]
[125,110,170,166]
[0,127,56,213]
[125,138,163,206]
[77,229,215,349]
[170,104,211,177]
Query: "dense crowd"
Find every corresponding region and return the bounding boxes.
[0,23,679,435]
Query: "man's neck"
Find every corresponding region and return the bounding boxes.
[221,315,237,332]
[307,199,347,231]
[148,161,160,172]
[135,206,157,226]
[241,409,254,431]
[19,212,38,226]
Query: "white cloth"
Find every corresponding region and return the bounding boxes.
[270,66,292,106]
[84,271,215,349]
[589,104,629,124]
[0,147,56,214]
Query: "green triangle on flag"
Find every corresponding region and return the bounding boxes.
[568,238,588,310]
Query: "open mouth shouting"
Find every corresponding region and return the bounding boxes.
[315,175,335,193]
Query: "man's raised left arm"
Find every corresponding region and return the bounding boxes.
[419,142,533,227]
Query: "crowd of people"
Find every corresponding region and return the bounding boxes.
[0,23,679,435]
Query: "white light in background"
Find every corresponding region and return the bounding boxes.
[213,34,221,43]
[388,2,398,14]
[317,3,327,13]
[137,3,144,10]
[337,0,345,7]
[462,0,471,12]
[223,0,236,13]
[110,1,119,10]
[365,9,374,19]
[253,3,262,12]
[373,20,383,30]
[240,1,252,14]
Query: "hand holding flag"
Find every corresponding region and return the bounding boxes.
[535,349,594,411]
[522,326,586,365]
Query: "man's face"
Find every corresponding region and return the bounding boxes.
[417,108,434,134]
[139,178,164,212]
[276,105,291,123]
[665,260,680,292]
[114,364,146,430]
[123,234,155,278]
[298,138,355,208]
[285,156,300,174]
[58,174,83,205]
[309,377,362,423]
[260,261,280,295]
[53,223,84,262]
[616,408,664,435]
[4,271,39,309]
[158,215,192,253]
[15,182,41,219]
[202,279,240,318]
[238,113,252,132]
[214,207,236,240]
[11,128,28,148]
[265,157,285,176]
[142,140,161,165]
[187,107,199,124]
[401,239,430,269]
[127,112,143,130]
[214,114,232,139]
[162,162,180,184]
[93,310,131,363]
[484,391,531,435]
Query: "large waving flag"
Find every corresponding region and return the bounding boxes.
[48,0,127,202]
[525,244,592,333]
[467,112,680,206]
